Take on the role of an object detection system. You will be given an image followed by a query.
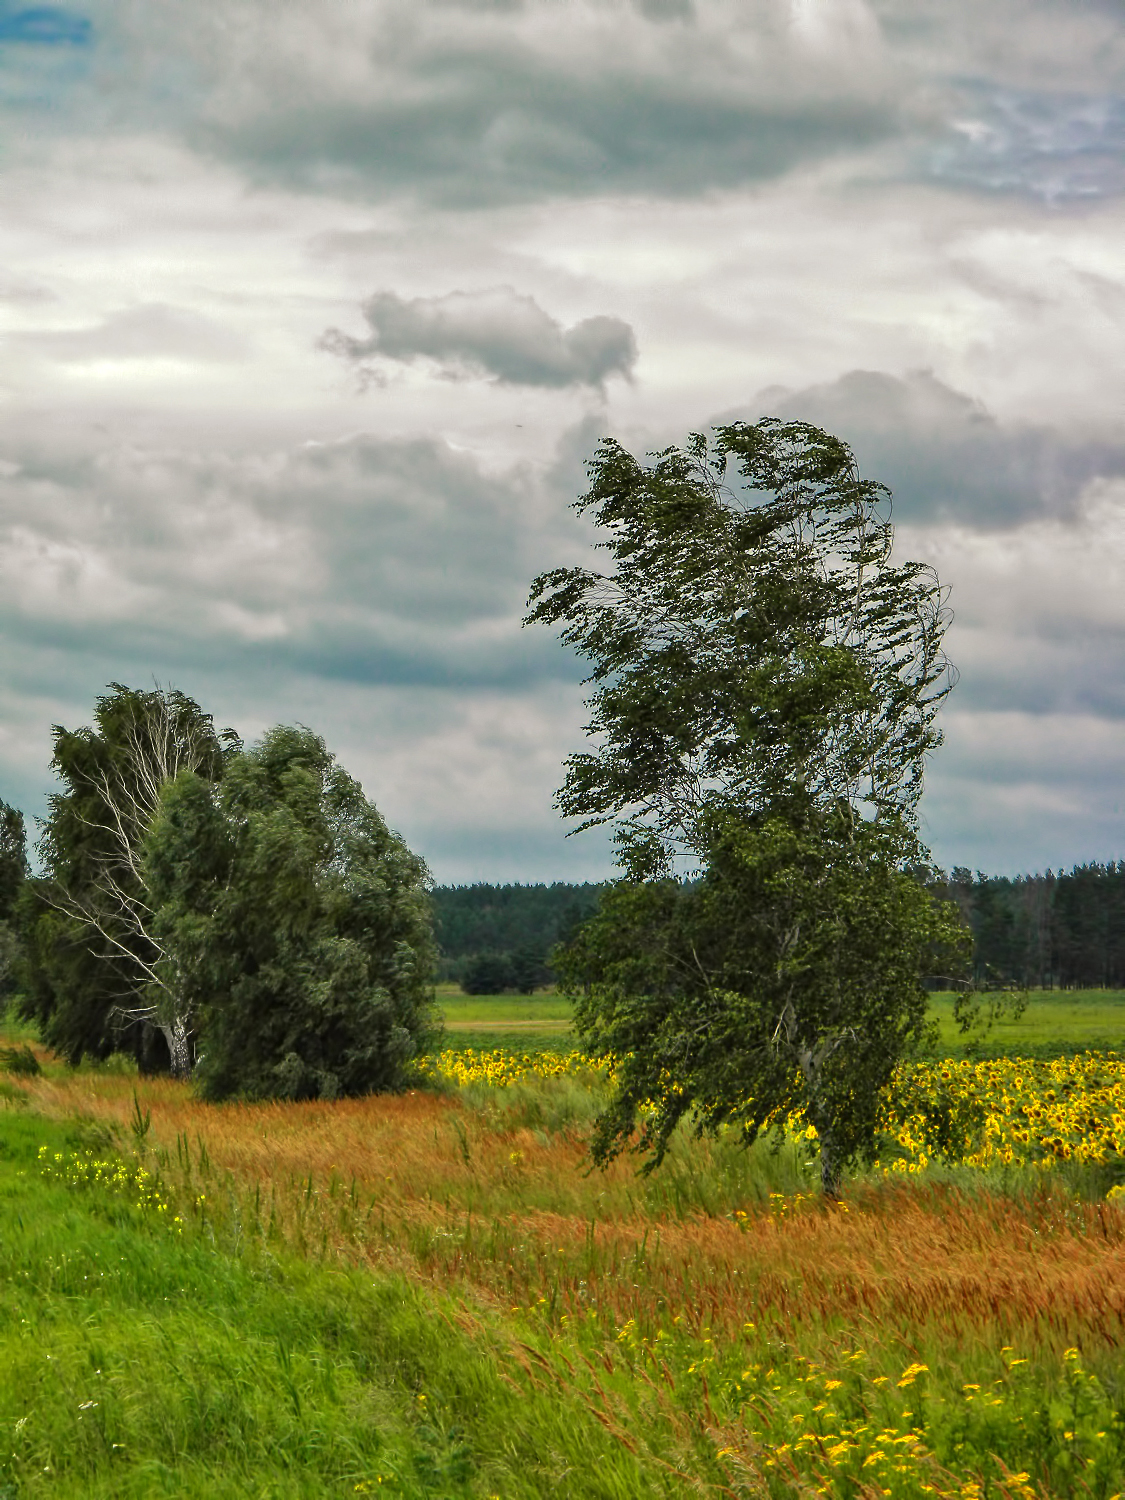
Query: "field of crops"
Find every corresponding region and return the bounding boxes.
[426,1046,1125,1174]
[3,1022,1125,1497]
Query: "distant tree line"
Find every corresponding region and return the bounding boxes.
[430,868,1125,996]
[430,883,605,993]
[936,865,1125,990]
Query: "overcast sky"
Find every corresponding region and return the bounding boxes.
[1,0,1122,883]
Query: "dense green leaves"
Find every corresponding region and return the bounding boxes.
[527,419,952,877]
[559,811,970,1191]
[155,726,439,1102]
[531,420,965,1190]
[20,684,232,1071]
[21,687,437,1098]
[0,799,26,1005]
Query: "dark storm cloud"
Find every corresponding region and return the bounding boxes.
[0,425,579,693]
[174,0,900,207]
[754,369,1125,528]
[321,287,636,389]
[212,90,893,208]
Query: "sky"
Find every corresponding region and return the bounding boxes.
[0,0,1123,884]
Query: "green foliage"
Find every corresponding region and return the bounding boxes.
[432,881,604,986]
[159,725,439,1102]
[561,811,971,1191]
[940,863,1125,990]
[526,419,953,877]
[19,684,233,1071]
[457,946,553,995]
[460,952,515,995]
[433,881,604,956]
[530,420,965,1191]
[0,800,28,1015]
[0,799,27,923]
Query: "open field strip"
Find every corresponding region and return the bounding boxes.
[432,987,1125,1053]
[4,1027,1125,1497]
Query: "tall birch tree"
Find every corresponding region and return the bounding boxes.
[528,419,969,1192]
[25,684,235,1075]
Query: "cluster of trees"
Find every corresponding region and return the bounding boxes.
[1,418,1112,1197]
[8,686,437,1100]
[939,865,1125,990]
[430,882,604,991]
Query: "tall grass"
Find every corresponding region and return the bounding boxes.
[6,1037,1125,1496]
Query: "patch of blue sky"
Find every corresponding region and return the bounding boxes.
[928,83,1125,201]
[0,6,91,46]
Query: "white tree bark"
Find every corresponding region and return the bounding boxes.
[42,689,220,1079]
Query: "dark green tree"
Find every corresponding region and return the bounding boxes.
[21,684,234,1073]
[460,953,514,996]
[0,801,27,923]
[151,726,438,1101]
[528,419,968,1192]
[0,801,27,1005]
[509,945,551,994]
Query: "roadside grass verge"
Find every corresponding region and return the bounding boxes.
[1,1107,735,1499]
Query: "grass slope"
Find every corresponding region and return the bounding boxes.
[0,1107,704,1498]
[5,1038,1125,1497]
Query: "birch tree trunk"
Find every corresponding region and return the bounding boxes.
[39,685,228,1075]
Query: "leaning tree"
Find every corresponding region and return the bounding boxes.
[528,419,971,1192]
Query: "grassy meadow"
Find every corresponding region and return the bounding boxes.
[435,984,1125,1058]
[2,994,1125,1497]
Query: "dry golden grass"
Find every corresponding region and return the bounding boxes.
[10,1058,1125,1366]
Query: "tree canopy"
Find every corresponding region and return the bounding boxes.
[0,800,27,1006]
[156,726,438,1102]
[21,684,233,1072]
[528,419,969,1192]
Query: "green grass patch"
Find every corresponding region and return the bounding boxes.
[0,1110,717,1498]
[928,989,1125,1058]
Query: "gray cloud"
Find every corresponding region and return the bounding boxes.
[750,369,1125,528]
[166,0,901,206]
[76,0,1117,210]
[0,422,580,692]
[5,0,1122,217]
[322,287,636,389]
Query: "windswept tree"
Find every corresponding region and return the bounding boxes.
[22,684,235,1074]
[528,419,971,1192]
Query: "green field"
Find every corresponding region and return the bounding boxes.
[927,989,1125,1056]
[435,985,573,1030]
[436,985,1125,1057]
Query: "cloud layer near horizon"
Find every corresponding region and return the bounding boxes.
[0,0,1122,880]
